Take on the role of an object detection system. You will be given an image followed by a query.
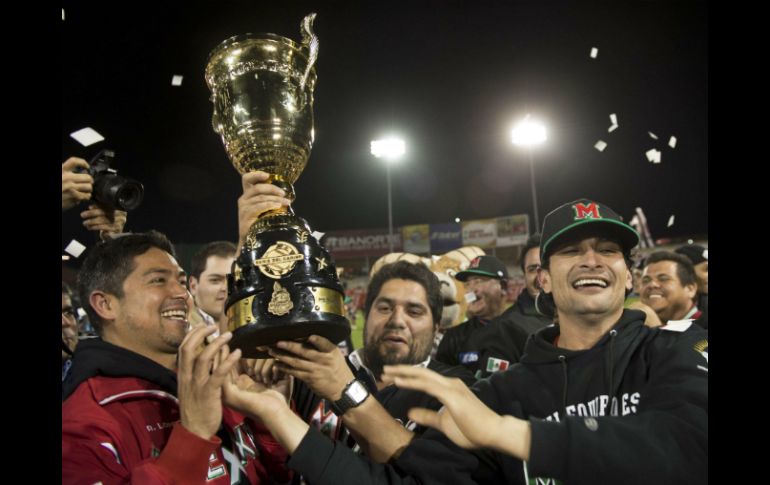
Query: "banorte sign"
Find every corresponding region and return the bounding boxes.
[324,229,403,258]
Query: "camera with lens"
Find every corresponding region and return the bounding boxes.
[85,149,144,211]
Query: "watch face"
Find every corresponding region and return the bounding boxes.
[348,381,369,403]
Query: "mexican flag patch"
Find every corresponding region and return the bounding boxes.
[486,357,510,372]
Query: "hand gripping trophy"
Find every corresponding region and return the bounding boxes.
[205,14,349,358]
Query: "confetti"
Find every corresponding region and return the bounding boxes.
[62,254,70,261]
[645,148,661,163]
[62,8,65,21]
[590,47,598,58]
[668,136,677,148]
[664,320,694,332]
[70,127,105,147]
[65,240,87,258]
[608,124,618,133]
[464,291,478,303]
[594,140,607,152]
[609,113,617,125]
[171,75,183,86]
[312,231,325,241]
[648,131,658,140]
[667,215,675,227]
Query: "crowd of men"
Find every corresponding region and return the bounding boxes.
[62,159,708,484]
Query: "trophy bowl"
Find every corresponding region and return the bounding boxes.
[205,14,349,358]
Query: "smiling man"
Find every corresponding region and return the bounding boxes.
[62,231,290,484]
[641,250,706,329]
[220,198,707,485]
[274,261,476,461]
[230,174,475,466]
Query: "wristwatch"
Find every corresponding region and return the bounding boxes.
[330,379,370,416]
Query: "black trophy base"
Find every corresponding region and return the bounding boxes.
[231,316,351,359]
[226,208,350,359]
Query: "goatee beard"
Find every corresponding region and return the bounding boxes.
[362,339,431,381]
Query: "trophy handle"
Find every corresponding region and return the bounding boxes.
[299,13,319,94]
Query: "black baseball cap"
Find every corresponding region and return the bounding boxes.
[675,244,708,265]
[454,255,509,281]
[540,199,639,266]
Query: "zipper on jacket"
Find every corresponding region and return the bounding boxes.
[608,329,617,415]
[558,354,568,413]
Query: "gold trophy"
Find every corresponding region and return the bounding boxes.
[205,14,349,358]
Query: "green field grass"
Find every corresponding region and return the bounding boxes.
[350,310,365,350]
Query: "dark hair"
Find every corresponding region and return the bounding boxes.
[520,233,541,273]
[644,251,696,287]
[190,241,237,280]
[364,261,442,325]
[77,231,176,336]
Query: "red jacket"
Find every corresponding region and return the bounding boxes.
[63,373,291,484]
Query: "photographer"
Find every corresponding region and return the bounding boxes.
[61,156,127,239]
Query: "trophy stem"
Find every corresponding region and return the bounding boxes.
[245,201,311,249]
[265,174,296,200]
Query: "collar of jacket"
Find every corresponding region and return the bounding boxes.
[62,338,178,400]
[522,309,647,364]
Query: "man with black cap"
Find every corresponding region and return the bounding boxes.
[675,243,708,314]
[435,255,529,378]
[498,232,552,352]
[225,198,707,485]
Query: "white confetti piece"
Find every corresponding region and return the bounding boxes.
[663,320,694,332]
[311,231,325,241]
[171,75,183,86]
[648,131,658,140]
[667,215,675,227]
[464,291,478,303]
[590,47,598,58]
[668,136,677,148]
[594,140,607,152]
[702,249,708,260]
[645,148,661,163]
[77,308,87,319]
[70,127,105,147]
[62,8,65,21]
[65,240,87,258]
[62,254,70,261]
[609,113,617,125]
[608,125,618,133]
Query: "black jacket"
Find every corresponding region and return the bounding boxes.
[698,293,708,315]
[287,309,708,485]
[499,291,553,354]
[435,311,530,379]
[293,355,476,443]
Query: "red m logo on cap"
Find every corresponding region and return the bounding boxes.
[573,202,601,220]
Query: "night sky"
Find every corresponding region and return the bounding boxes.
[61,0,707,252]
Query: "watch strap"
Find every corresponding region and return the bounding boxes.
[330,379,367,416]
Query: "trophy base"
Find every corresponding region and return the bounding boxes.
[231,316,351,359]
[226,218,350,359]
